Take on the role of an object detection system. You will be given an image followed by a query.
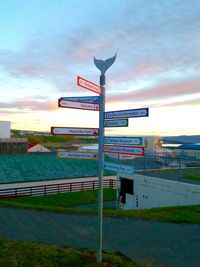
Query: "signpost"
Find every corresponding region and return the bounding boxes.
[103,145,144,156]
[57,151,98,160]
[58,99,99,111]
[103,162,134,175]
[77,76,102,94]
[52,53,149,263]
[104,136,143,146]
[60,96,99,104]
[104,119,128,127]
[94,54,117,263]
[51,127,99,136]
[104,107,149,119]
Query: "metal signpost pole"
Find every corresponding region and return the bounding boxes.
[97,74,105,262]
[94,54,116,262]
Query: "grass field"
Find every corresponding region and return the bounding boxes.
[184,174,200,181]
[140,167,200,182]
[0,236,143,267]
[1,189,200,224]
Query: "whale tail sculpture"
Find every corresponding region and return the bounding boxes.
[94,54,117,75]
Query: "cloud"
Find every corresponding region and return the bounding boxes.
[0,0,200,97]
[107,77,200,106]
[154,96,200,108]
[0,99,57,112]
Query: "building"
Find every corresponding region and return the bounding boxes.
[0,121,28,154]
[117,173,200,210]
[0,138,28,154]
[28,143,51,153]
[0,121,11,138]
[175,144,200,158]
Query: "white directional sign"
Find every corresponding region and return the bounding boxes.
[77,76,101,95]
[60,96,100,104]
[104,108,149,119]
[104,119,128,127]
[103,162,134,175]
[104,136,143,146]
[51,127,99,136]
[58,99,99,111]
[57,151,98,160]
[103,145,144,156]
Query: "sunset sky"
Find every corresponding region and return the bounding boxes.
[0,0,200,136]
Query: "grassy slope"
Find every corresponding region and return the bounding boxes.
[14,134,98,144]
[1,189,200,224]
[0,236,143,267]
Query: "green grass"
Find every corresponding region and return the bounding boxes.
[0,189,115,209]
[104,204,200,224]
[143,167,200,182]
[1,189,200,224]
[13,134,98,144]
[184,174,200,181]
[0,236,144,267]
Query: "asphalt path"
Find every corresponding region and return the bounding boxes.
[0,207,199,267]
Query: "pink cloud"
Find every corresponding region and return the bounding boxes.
[0,99,57,112]
[107,78,200,105]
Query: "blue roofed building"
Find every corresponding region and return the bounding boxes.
[175,144,200,158]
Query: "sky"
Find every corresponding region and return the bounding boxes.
[0,0,200,136]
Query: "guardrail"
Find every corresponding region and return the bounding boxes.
[0,178,116,199]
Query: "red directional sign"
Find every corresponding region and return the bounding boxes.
[58,99,99,111]
[77,76,101,95]
[103,145,144,156]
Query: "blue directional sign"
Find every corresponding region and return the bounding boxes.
[104,136,143,146]
[104,108,149,119]
[103,162,134,175]
[60,96,99,104]
[104,119,128,127]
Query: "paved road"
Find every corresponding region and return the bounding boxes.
[0,207,199,267]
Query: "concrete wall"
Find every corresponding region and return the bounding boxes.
[117,173,200,210]
[0,121,11,138]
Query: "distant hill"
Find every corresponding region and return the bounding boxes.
[163,135,200,144]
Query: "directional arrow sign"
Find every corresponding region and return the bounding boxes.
[60,96,100,104]
[77,76,101,95]
[104,136,143,146]
[103,145,144,156]
[104,119,128,127]
[51,127,99,136]
[57,151,98,160]
[104,108,149,119]
[58,99,99,111]
[103,162,134,175]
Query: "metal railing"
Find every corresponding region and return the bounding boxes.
[0,178,116,199]
[135,155,200,181]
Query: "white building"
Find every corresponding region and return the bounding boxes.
[0,121,11,138]
[117,173,200,210]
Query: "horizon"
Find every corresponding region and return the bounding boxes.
[10,127,200,138]
[0,1,200,136]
